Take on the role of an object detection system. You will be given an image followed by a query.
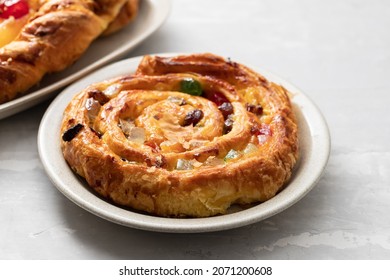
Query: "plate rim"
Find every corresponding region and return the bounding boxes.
[38,54,331,233]
[0,0,172,120]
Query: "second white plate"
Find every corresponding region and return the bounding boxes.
[0,0,172,119]
[38,54,330,233]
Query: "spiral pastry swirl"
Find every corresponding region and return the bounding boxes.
[60,53,299,217]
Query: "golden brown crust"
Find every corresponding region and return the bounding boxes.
[102,0,138,36]
[60,53,299,217]
[0,0,138,104]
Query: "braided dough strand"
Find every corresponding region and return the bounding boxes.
[0,0,133,104]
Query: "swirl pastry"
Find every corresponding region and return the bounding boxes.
[0,0,139,104]
[60,53,299,217]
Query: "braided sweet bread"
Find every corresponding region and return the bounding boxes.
[60,53,299,217]
[0,0,138,104]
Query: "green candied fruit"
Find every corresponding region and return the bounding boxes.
[224,149,242,162]
[180,78,203,96]
[176,159,194,170]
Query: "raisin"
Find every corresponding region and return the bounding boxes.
[246,103,263,115]
[183,109,204,126]
[218,102,233,119]
[62,124,84,142]
[223,115,234,134]
[87,89,109,105]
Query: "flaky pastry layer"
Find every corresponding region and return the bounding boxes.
[60,53,299,217]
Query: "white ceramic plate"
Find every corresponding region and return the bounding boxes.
[38,55,331,233]
[0,0,171,120]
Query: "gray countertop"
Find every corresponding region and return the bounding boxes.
[1,0,390,259]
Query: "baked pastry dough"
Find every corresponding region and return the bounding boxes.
[0,0,139,104]
[60,53,299,217]
[103,0,138,36]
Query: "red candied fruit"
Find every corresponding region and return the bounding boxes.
[206,91,229,107]
[0,0,29,19]
[206,91,234,119]
[251,122,272,136]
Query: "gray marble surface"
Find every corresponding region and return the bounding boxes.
[1,0,390,259]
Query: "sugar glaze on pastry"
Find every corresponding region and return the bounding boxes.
[0,0,138,104]
[60,53,299,217]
